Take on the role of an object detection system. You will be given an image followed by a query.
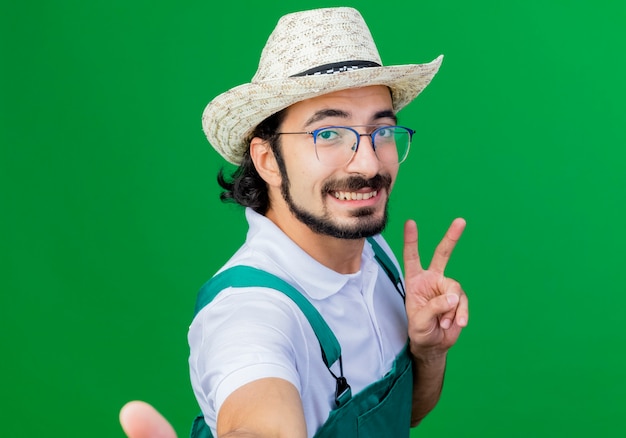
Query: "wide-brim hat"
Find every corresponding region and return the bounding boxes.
[202,7,443,165]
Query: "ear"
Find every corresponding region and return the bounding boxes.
[250,137,282,187]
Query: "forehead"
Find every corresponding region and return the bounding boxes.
[284,85,394,125]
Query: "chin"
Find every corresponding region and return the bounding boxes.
[305,211,388,240]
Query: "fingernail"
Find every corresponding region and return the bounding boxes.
[441,319,451,329]
[446,294,459,306]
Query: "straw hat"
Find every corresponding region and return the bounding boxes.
[202,7,443,164]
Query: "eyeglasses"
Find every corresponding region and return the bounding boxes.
[276,125,415,168]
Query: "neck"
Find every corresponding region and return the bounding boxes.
[264,206,365,274]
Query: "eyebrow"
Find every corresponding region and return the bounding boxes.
[304,109,349,127]
[374,110,398,124]
[303,109,397,128]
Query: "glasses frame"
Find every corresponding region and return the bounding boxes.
[276,125,415,167]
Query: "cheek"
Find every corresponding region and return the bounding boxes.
[283,150,322,183]
[287,162,335,200]
[292,168,325,195]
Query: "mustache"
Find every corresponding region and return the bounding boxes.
[322,174,392,193]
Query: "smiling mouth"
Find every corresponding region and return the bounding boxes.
[333,190,378,201]
[325,174,391,202]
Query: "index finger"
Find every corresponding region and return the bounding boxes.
[429,218,466,274]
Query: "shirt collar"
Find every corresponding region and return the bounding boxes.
[244,208,378,300]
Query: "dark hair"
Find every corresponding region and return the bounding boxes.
[217,109,287,214]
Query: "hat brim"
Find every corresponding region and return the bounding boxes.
[202,55,443,164]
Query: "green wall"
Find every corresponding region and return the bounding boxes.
[1,1,624,436]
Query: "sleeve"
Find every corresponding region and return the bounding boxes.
[188,286,313,434]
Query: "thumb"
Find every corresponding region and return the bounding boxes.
[445,293,460,307]
[411,294,459,333]
[425,293,459,317]
[120,401,178,438]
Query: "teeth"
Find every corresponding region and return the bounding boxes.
[333,190,378,201]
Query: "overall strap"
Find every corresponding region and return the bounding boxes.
[194,265,341,368]
[366,237,405,299]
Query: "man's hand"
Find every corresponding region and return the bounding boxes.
[403,218,468,361]
[120,401,177,438]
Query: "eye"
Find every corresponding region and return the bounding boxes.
[316,128,341,142]
[376,126,394,138]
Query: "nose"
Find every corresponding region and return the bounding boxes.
[344,134,380,177]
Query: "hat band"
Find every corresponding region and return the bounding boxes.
[291,60,381,77]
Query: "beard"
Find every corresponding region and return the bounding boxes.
[280,172,392,240]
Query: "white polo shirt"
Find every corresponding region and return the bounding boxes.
[188,208,408,437]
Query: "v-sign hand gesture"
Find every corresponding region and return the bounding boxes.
[403,218,468,361]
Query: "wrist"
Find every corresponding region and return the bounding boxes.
[409,344,448,367]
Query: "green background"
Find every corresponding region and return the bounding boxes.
[1,0,624,436]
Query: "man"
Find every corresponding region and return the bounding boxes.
[123,6,468,438]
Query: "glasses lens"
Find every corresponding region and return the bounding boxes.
[372,126,412,164]
[313,127,358,167]
[312,126,413,167]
